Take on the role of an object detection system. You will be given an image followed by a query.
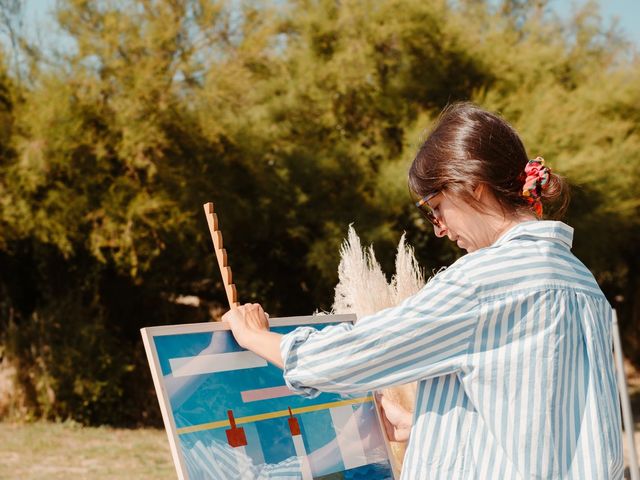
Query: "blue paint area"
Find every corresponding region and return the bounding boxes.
[256,416,296,464]
[300,409,346,475]
[154,331,242,376]
[179,426,228,453]
[244,423,265,466]
[300,409,340,458]
[343,461,393,479]
[315,462,394,480]
[149,320,392,479]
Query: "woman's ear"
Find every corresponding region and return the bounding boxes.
[474,183,499,209]
[473,183,485,201]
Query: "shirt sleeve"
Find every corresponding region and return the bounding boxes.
[280,270,480,398]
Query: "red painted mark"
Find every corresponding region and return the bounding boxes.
[225,409,247,447]
[288,407,301,436]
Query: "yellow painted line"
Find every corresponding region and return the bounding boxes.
[176,395,374,435]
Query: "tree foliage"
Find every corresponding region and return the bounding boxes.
[0,0,638,424]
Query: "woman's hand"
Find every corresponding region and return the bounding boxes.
[377,393,413,442]
[222,303,269,349]
[222,303,283,368]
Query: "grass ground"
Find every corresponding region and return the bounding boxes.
[0,422,174,480]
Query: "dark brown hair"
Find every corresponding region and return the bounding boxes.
[408,102,569,219]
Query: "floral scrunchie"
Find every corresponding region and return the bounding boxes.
[522,156,550,218]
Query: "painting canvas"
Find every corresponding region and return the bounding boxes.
[141,314,395,480]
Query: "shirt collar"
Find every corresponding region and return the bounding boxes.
[492,220,574,249]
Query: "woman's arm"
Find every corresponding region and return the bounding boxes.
[223,303,284,368]
[225,272,479,399]
[280,272,479,397]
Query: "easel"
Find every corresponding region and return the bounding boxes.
[613,309,640,480]
[203,202,239,309]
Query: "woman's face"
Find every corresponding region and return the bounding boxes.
[427,189,505,253]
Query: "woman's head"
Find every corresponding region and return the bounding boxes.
[408,102,569,252]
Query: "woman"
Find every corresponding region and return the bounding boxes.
[224,102,623,479]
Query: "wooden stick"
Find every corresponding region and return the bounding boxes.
[203,202,240,309]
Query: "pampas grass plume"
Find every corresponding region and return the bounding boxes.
[332,226,425,317]
[391,233,425,304]
[333,225,393,317]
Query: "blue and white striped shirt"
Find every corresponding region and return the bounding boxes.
[281,221,623,479]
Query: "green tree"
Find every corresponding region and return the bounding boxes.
[1,0,639,424]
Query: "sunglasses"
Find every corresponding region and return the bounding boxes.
[414,191,442,227]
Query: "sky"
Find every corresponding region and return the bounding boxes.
[556,0,640,46]
[5,0,640,58]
